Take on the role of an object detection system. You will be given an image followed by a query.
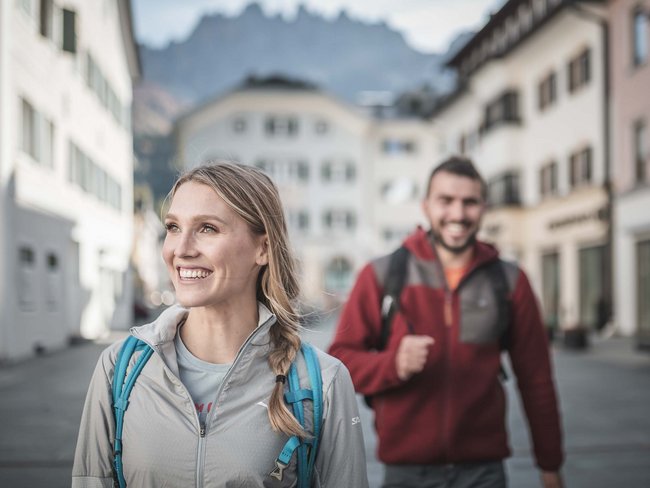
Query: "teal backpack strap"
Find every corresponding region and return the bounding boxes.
[301,343,323,481]
[112,336,154,488]
[271,342,323,487]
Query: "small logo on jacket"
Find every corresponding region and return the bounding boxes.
[351,416,361,425]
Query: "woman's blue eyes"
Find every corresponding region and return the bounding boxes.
[201,225,217,233]
[164,223,218,233]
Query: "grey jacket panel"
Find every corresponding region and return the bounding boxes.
[72,304,368,488]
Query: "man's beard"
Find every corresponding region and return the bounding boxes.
[430,225,478,255]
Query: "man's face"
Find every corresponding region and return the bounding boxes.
[422,171,486,255]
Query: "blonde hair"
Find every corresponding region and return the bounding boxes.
[167,162,307,438]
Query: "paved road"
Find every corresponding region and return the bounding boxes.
[1,315,649,487]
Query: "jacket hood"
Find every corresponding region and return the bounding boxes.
[402,226,500,268]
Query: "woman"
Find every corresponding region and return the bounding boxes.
[72,162,369,487]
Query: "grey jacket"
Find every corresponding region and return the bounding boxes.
[72,305,369,487]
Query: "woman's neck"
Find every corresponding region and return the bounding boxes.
[180,300,260,364]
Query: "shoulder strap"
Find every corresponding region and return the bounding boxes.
[273,342,323,488]
[378,246,411,351]
[112,336,154,488]
[484,259,512,350]
[484,260,512,381]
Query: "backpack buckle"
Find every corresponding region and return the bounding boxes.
[269,460,287,481]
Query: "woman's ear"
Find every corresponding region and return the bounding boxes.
[256,236,269,266]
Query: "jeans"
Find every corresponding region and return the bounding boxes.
[382,461,506,488]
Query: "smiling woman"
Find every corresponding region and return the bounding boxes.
[72,162,369,488]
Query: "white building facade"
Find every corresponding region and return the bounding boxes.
[174,78,436,308]
[0,0,139,361]
[432,0,610,334]
[610,0,650,343]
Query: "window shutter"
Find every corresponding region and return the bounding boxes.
[62,8,77,54]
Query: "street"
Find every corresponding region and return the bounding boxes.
[1,314,649,487]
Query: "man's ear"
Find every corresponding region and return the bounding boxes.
[256,236,269,266]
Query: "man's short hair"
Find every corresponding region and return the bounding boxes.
[426,155,487,200]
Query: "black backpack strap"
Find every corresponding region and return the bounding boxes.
[378,246,411,351]
[484,259,512,380]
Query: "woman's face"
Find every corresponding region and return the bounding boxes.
[162,181,268,309]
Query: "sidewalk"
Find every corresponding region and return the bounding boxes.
[0,327,648,487]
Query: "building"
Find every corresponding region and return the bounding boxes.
[174,76,436,307]
[0,0,139,360]
[610,0,650,345]
[432,0,610,335]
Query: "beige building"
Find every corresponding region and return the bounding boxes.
[0,0,139,360]
[174,77,436,308]
[432,0,610,334]
[610,0,650,344]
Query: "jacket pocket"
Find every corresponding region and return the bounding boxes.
[459,279,501,344]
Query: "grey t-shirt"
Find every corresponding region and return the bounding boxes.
[174,331,231,425]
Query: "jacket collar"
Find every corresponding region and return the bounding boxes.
[403,226,500,269]
[130,303,276,377]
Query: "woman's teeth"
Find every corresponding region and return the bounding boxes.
[179,268,212,279]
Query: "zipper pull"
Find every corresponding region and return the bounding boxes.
[200,424,206,438]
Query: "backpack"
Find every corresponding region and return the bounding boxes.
[377,245,512,371]
[111,336,322,488]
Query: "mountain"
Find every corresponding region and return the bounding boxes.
[133,3,471,207]
[138,3,455,107]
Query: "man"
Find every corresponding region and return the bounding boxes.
[328,156,563,488]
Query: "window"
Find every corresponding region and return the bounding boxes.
[265,116,298,137]
[62,8,76,54]
[321,160,356,183]
[85,53,127,128]
[324,257,353,293]
[634,119,647,183]
[18,246,37,311]
[538,72,557,111]
[579,245,606,329]
[45,251,60,311]
[323,210,356,231]
[315,120,329,134]
[488,171,520,207]
[381,178,418,204]
[256,159,309,183]
[382,139,416,155]
[541,251,560,331]
[569,146,593,188]
[633,8,648,67]
[68,140,122,210]
[232,117,247,134]
[21,98,39,160]
[482,90,520,133]
[39,0,55,40]
[288,210,310,232]
[568,48,591,93]
[540,161,558,197]
[638,240,650,339]
[42,118,55,168]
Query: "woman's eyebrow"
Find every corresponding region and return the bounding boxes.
[164,213,230,225]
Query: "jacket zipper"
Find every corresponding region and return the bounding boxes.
[195,320,275,488]
[441,290,452,462]
[132,317,275,488]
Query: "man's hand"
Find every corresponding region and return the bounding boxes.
[540,470,563,488]
[395,335,435,381]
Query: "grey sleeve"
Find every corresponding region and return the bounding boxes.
[71,349,116,488]
[315,362,369,488]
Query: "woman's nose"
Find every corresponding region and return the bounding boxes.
[174,231,199,257]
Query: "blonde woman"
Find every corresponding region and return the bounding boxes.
[72,162,368,487]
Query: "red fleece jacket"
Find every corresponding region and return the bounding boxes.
[328,228,563,471]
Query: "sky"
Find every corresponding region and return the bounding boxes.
[131,0,507,54]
